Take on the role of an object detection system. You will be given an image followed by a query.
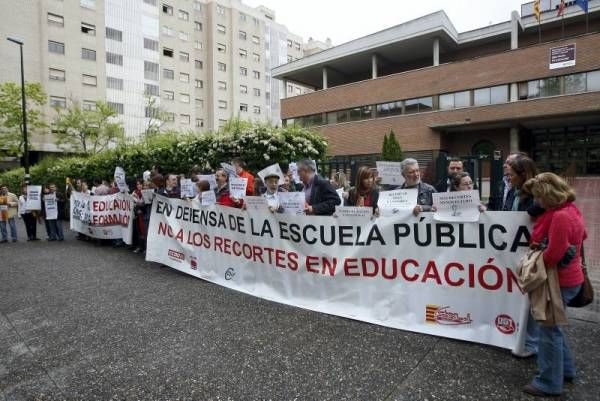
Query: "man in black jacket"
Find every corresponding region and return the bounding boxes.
[434,158,464,192]
[297,160,340,216]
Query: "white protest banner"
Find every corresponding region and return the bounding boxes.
[220,162,238,177]
[433,190,481,223]
[180,178,195,199]
[244,196,269,211]
[114,167,128,192]
[44,194,58,220]
[198,174,217,189]
[201,191,217,206]
[229,177,248,199]
[26,185,42,210]
[146,196,531,351]
[336,188,344,205]
[378,189,418,216]
[70,191,135,244]
[278,191,305,215]
[142,189,155,205]
[335,206,373,218]
[288,162,301,184]
[376,161,405,186]
[257,164,285,185]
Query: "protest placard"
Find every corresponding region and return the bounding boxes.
[142,189,154,204]
[244,196,269,211]
[201,191,217,206]
[198,174,217,189]
[433,190,481,222]
[220,162,238,177]
[288,162,301,184]
[334,206,373,218]
[114,167,128,192]
[336,188,344,205]
[229,177,248,199]
[44,193,58,220]
[377,189,418,215]
[180,178,195,199]
[279,192,305,215]
[26,185,42,210]
[376,161,405,186]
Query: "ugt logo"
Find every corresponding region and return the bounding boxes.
[225,268,236,280]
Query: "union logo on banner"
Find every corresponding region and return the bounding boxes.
[426,305,473,325]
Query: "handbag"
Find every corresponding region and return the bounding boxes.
[568,244,594,308]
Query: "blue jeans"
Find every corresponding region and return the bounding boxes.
[0,218,17,241]
[531,284,582,394]
[525,312,539,353]
[47,219,64,240]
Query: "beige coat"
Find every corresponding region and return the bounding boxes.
[0,192,19,220]
[517,249,568,326]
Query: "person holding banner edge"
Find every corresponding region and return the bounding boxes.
[395,158,436,216]
[215,168,244,208]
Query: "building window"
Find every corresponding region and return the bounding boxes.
[217,43,226,53]
[405,97,433,114]
[49,68,65,81]
[195,79,203,88]
[376,101,402,118]
[145,83,159,96]
[144,38,159,51]
[287,55,292,63]
[178,9,189,20]
[252,35,260,45]
[194,41,203,50]
[81,48,96,61]
[239,12,246,22]
[145,106,159,118]
[179,31,189,41]
[196,118,204,128]
[239,30,247,40]
[216,5,225,15]
[50,96,67,109]
[180,72,189,83]
[143,0,157,5]
[218,81,227,90]
[107,102,124,114]
[239,48,247,58]
[163,68,174,79]
[162,26,174,36]
[253,88,260,97]
[165,112,175,122]
[107,76,124,90]
[218,62,226,72]
[195,60,203,70]
[163,90,174,100]
[48,40,65,54]
[253,70,260,79]
[81,22,96,35]
[180,93,190,103]
[218,100,227,109]
[474,88,491,106]
[217,24,226,34]
[439,93,454,110]
[253,106,261,114]
[144,61,159,80]
[540,77,561,97]
[80,0,95,9]
[240,85,248,94]
[588,70,600,91]
[490,85,509,104]
[287,39,292,48]
[252,53,260,62]
[240,103,248,112]
[193,1,202,11]
[106,52,123,65]
[194,21,202,31]
[240,67,247,76]
[179,51,189,62]
[180,114,190,124]
[294,42,301,51]
[162,3,173,15]
[82,74,97,86]
[564,73,587,94]
[82,100,97,111]
[47,13,64,27]
[105,27,122,41]
[195,98,204,108]
[163,47,174,57]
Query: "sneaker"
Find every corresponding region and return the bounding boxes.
[512,349,536,358]
[523,384,560,397]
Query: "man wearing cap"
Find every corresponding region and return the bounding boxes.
[262,170,285,213]
[297,160,340,216]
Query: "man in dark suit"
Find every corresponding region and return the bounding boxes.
[297,160,340,216]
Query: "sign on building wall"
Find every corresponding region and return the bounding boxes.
[549,44,576,69]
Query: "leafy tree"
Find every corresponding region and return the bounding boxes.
[381,130,404,161]
[143,94,170,137]
[53,100,125,154]
[0,82,47,156]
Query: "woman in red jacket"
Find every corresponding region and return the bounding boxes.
[521,172,586,397]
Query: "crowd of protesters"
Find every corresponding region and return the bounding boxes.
[0,152,588,397]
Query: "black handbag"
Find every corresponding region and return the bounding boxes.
[568,244,594,308]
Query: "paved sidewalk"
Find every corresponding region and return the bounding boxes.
[0,222,598,401]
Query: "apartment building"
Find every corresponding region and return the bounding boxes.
[0,0,314,164]
[273,0,600,175]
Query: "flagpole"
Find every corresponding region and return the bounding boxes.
[538,17,541,44]
[561,13,565,38]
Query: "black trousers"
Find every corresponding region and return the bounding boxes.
[21,213,37,239]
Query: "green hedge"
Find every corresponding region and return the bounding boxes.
[0,123,328,194]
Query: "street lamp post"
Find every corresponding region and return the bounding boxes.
[6,36,30,184]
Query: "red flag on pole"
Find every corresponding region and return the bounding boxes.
[557,0,566,17]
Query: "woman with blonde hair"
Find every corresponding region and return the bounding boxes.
[521,172,586,397]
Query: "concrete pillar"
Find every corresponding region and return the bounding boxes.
[433,37,440,66]
[510,11,519,50]
[282,80,287,99]
[510,127,519,152]
[371,54,378,79]
[322,67,328,90]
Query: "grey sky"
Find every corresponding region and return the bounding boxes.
[244,0,529,45]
